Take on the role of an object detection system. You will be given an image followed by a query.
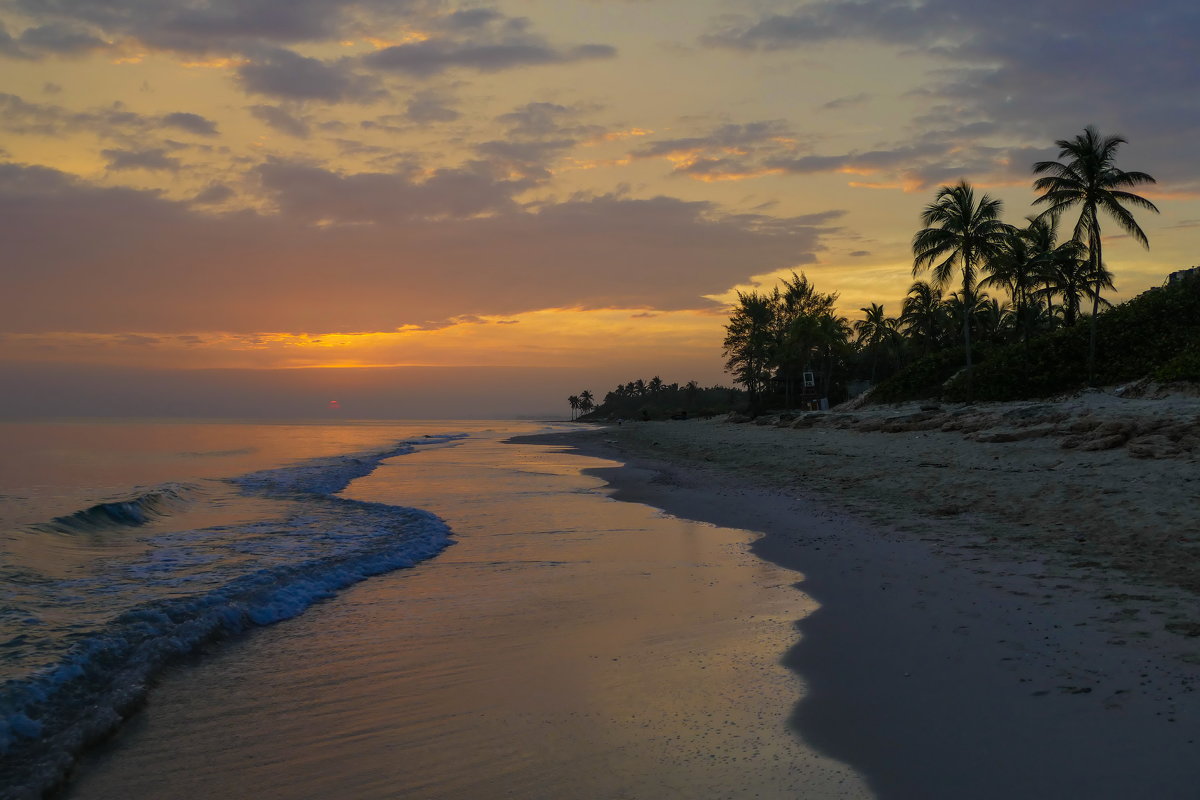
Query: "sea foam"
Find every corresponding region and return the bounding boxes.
[0,436,461,799]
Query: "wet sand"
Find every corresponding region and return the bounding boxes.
[64,428,869,799]
[546,402,1200,798]
[60,415,1200,799]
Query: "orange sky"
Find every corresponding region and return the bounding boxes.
[2,0,1197,417]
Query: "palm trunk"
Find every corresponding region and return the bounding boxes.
[1087,228,1102,386]
[962,249,974,401]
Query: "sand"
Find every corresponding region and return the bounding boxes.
[531,389,1200,797]
[64,427,872,800]
[57,406,1200,798]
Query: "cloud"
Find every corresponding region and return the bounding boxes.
[404,89,459,123]
[701,1,1200,181]
[0,161,843,335]
[248,103,311,137]
[256,158,527,222]
[15,21,109,55]
[363,11,615,77]
[236,47,381,102]
[9,0,426,55]
[101,147,180,171]
[821,93,870,111]
[192,183,234,204]
[0,92,221,143]
[631,120,803,180]
[161,111,219,136]
[365,39,615,77]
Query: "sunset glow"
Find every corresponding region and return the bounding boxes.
[2,0,1198,417]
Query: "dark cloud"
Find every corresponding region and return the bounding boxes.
[7,2,618,102]
[634,120,792,160]
[631,117,1028,191]
[248,103,311,137]
[256,158,527,223]
[365,39,615,76]
[101,147,180,171]
[362,11,614,78]
[475,138,575,180]
[42,81,62,93]
[192,183,234,204]
[821,93,870,110]
[702,1,1200,181]
[0,161,841,335]
[404,89,459,123]
[0,92,219,143]
[0,21,24,58]
[236,47,381,102]
[8,0,425,55]
[16,21,109,55]
[160,111,219,136]
[631,120,802,179]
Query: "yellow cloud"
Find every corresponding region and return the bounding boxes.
[0,309,727,372]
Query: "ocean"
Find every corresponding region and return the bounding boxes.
[0,420,527,797]
[1,419,867,800]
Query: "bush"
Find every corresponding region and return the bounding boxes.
[878,278,1200,403]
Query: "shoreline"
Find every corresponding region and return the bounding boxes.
[517,401,1200,798]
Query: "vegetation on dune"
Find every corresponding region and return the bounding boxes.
[715,126,1187,410]
[564,128,1187,417]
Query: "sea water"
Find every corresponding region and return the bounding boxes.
[0,420,528,798]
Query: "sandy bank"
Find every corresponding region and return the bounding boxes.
[522,392,1200,798]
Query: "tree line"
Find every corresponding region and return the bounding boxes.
[569,377,744,420]
[723,126,1159,407]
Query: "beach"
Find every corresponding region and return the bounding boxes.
[8,403,1199,798]
[58,425,871,799]
[543,390,1200,796]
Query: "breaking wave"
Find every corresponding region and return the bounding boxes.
[0,436,463,799]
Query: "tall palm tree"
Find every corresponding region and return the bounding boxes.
[568,395,580,421]
[1032,126,1158,382]
[579,390,594,416]
[912,180,1011,389]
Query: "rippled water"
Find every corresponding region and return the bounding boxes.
[0,420,540,798]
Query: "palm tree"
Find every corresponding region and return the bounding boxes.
[1032,126,1158,382]
[900,280,945,356]
[579,390,594,416]
[854,303,897,382]
[1034,242,1112,328]
[772,272,839,407]
[984,220,1042,342]
[568,395,580,421]
[723,290,776,407]
[912,180,1011,391]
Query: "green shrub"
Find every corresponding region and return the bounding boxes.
[878,278,1199,402]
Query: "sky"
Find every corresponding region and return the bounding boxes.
[1,0,1198,419]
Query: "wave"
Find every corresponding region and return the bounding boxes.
[231,433,466,496]
[0,436,462,799]
[30,483,199,534]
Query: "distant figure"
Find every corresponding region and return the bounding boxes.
[642,409,650,421]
